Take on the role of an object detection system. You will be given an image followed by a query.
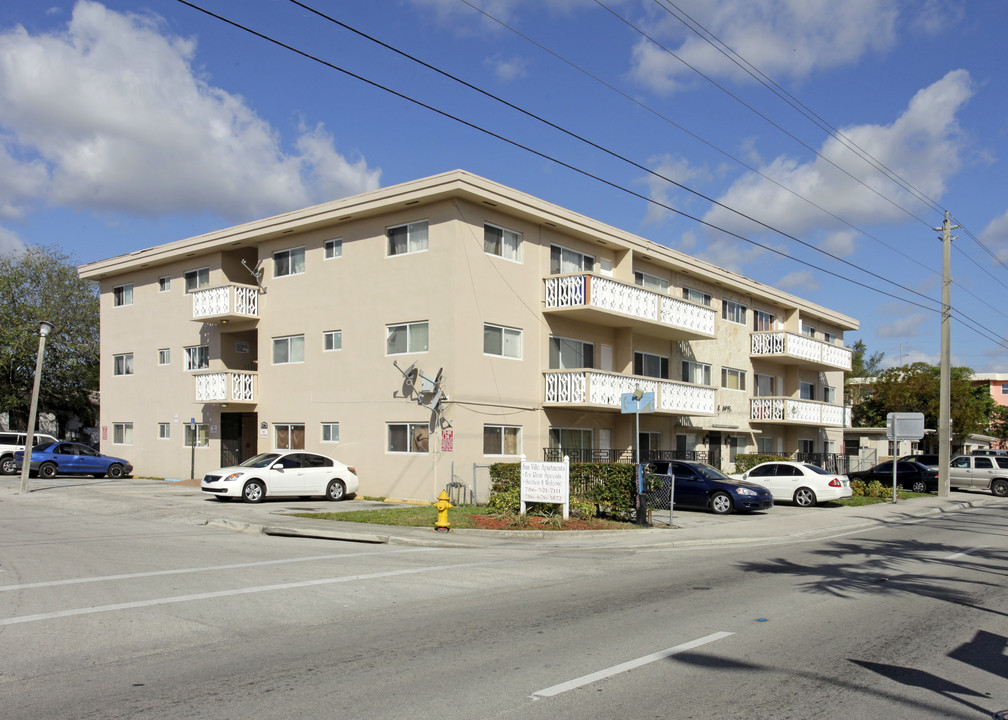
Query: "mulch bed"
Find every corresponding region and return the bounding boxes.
[467,514,633,531]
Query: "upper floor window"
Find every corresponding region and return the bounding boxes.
[754,310,775,332]
[184,345,209,371]
[484,323,522,359]
[484,425,522,456]
[634,351,669,379]
[274,247,305,277]
[634,271,669,293]
[823,331,835,344]
[722,299,746,324]
[754,373,776,397]
[823,386,836,404]
[159,276,171,293]
[324,238,343,259]
[484,224,521,262]
[273,335,305,364]
[800,381,816,400]
[113,284,133,307]
[683,287,712,306]
[550,244,594,275]
[1002,384,1008,396]
[324,330,342,352]
[113,353,134,376]
[721,367,747,391]
[682,360,712,386]
[185,268,209,293]
[801,322,816,338]
[387,221,428,256]
[387,321,429,355]
[549,336,593,369]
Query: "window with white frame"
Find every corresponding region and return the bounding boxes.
[483,323,522,359]
[639,432,661,456]
[158,348,170,366]
[549,244,594,274]
[275,423,305,450]
[113,284,133,307]
[754,373,776,396]
[184,268,209,293]
[634,271,669,293]
[387,321,429,355]
[754,310,775,332]
[483,425,521,455]
[757,436,777,454]
[823,386,836,404]
[549,336,594,369]
[158,423,170,439]
[322,423,340,443]
[273,335,305,364]
[274,247,305,277]
[324,238,342,259]
[324,331,342,352]
[113,422,133,445]
[184,345,209,371]
[1002,384,1008,395]
[682,360,712,385]
[799,438,815,455]
[801,322,815,338]
[683,287,712,306]
[159,276,171,292]
[113,353,134,376]
[388,422,429,453]
[184,423,209,448]
[484,224,521,262]
[387,221,428,256]
[823,331,835,344]
[721,367,747,391]
[722,299,746,324]
[800,381,816,400]
[548,428,592,452]
[634,351,669,379]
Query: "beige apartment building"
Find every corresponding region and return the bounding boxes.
[78,170,858,502]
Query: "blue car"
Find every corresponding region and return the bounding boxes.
[647,459,774,514]
[14,441,133,479]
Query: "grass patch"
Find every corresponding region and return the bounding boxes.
[835,491,931,507]
[289,504,488,529]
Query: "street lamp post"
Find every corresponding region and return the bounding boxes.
[19,321,54,494]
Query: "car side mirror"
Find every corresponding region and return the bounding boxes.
[272,463,284,471]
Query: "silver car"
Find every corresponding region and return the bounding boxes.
[949,455,1008,496]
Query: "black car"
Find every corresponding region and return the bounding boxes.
[647,460,774,514]
[898,454,939,470]
[849,460,939,493]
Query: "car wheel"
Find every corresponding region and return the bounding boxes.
[911,480,928,493]
[326,479,347,501]
[710,492,732,514]
[39,462,58,479]
[106,464,125,479]
[992,479,1008,497]
[0,456,15,475]
[242,480,265,503]
[794,487,817,507]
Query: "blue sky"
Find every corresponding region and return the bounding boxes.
[1,0,1007,371]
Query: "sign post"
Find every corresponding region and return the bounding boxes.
[886,412,925,503]
[190,417,197,480]
[622,389,655,525]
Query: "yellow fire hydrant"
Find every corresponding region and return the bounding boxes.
[434,490,453,532]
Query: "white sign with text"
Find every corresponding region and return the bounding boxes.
[520,457,570,519]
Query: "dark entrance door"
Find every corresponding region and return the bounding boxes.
[221,412,257,467]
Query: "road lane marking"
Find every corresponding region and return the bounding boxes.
[531,631,734,699]
[0,548,436,592]
[944,545,987,560]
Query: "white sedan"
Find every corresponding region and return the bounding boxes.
[201,451,359,503]
[730,461,852,507]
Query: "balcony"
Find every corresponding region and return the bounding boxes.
[750,332,851,371]
[194,371,257,405]
[544,370,716,416]
[544,274,716,341]
[192,284,259,325]
[750,397,851,427]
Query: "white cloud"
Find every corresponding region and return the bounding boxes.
[980,208,1008,263]
[0,225,25,256]
[0,1,380,223]
[485,55,528,83]
[642,153,712,225]
[774,269,818,292]
[877,312,929,339]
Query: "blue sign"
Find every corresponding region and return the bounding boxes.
[621,392,656,414]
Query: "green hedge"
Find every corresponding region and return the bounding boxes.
[732,453,791,474]
[487,462,641,519]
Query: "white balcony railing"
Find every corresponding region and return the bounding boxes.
[192,284,259,322]
[194,371,256,404]
[750,397,851,427]
[544,274,716,338]
[750,332,851,371]
[545,370,716,416]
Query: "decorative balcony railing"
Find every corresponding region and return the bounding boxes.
[192,284,259,323]
[750,331,851,371]
[544,370,716,416]
[194,371,257,404]
[544,274,716,340]
[750,397,851,427]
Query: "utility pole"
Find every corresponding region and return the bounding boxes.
[936,211,958,497]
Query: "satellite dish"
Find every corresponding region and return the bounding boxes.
[393,360,419,397]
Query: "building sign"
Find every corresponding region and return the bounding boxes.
[235,340,249,354]
[441,429,454,452]
[520,458,570,519]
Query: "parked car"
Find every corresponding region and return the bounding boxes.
[201,451,359,503]
[647,460,773,514]
[969,448,1008,457]
[949,455,1008,496]
[14,441,133,479]
[848,460,938,493]
[0,431,59,474]
[898,454,939,470]
[729,461,851,507]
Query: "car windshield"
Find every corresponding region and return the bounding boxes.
[691,463,731,480]
[238,453,282,468]
[33,441,56,452]
[803,464,830,475]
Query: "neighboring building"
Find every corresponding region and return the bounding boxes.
[78,170,858,501]
[972,373,1008,408]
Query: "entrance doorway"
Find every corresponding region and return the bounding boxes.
[221,412,258,468]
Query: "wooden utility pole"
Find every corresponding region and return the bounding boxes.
[936,211,958,497]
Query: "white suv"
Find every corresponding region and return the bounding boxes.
[0,432,59,475]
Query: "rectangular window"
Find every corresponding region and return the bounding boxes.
[484,224,522,262]
[158,423,170,440]
[634,271,669,293]
[113,353,134,376]
[184,345,209,371]
[322,423,340,443]
[324,331,342,352]
[722,299,746,324]
[158,348,170,365]
[549,336,594,370]
[634,351,669,379]
[184,268,209,293]
[823,332,835,344]
[387,321,429,355]
[274,423,305,450]
[113,284,133,307]
[548,427,592,451]
[388,422,429,453]
[754,310,775,332]
[754,373,776,396]
[683,287,712,306]
[324,238,343,259]
[387,221,429,256]
[273,335,306,364]
[757,436,776,454]
[727,435,739,463]
[682,360,712,386]
[113,422,133,445]
[823,386,836,404]
[1002,384,1008,396]
[801,322,816,338]
[159,276,171,292]
[483,425,521,456]
[184,424,209,448]
[483,324,522,359]
[799,438,815,455]
[549,244,594,275]
[800,381,816,400]
[274,247,305,277]
[721,367,747,391]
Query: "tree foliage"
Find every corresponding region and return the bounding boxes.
[0,246,99,432]
[849,338,885,377]
[988,406,1008,447]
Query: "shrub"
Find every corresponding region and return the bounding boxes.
[487,462,637,518]
[733,453,791,474]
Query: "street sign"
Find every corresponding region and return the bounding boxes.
[621,392,655,414]
[886,412,925,441]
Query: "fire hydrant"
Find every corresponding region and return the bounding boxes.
[434,490,453,532]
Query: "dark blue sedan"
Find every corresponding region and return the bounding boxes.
[15,441,133,479]
[647,460,774,514]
